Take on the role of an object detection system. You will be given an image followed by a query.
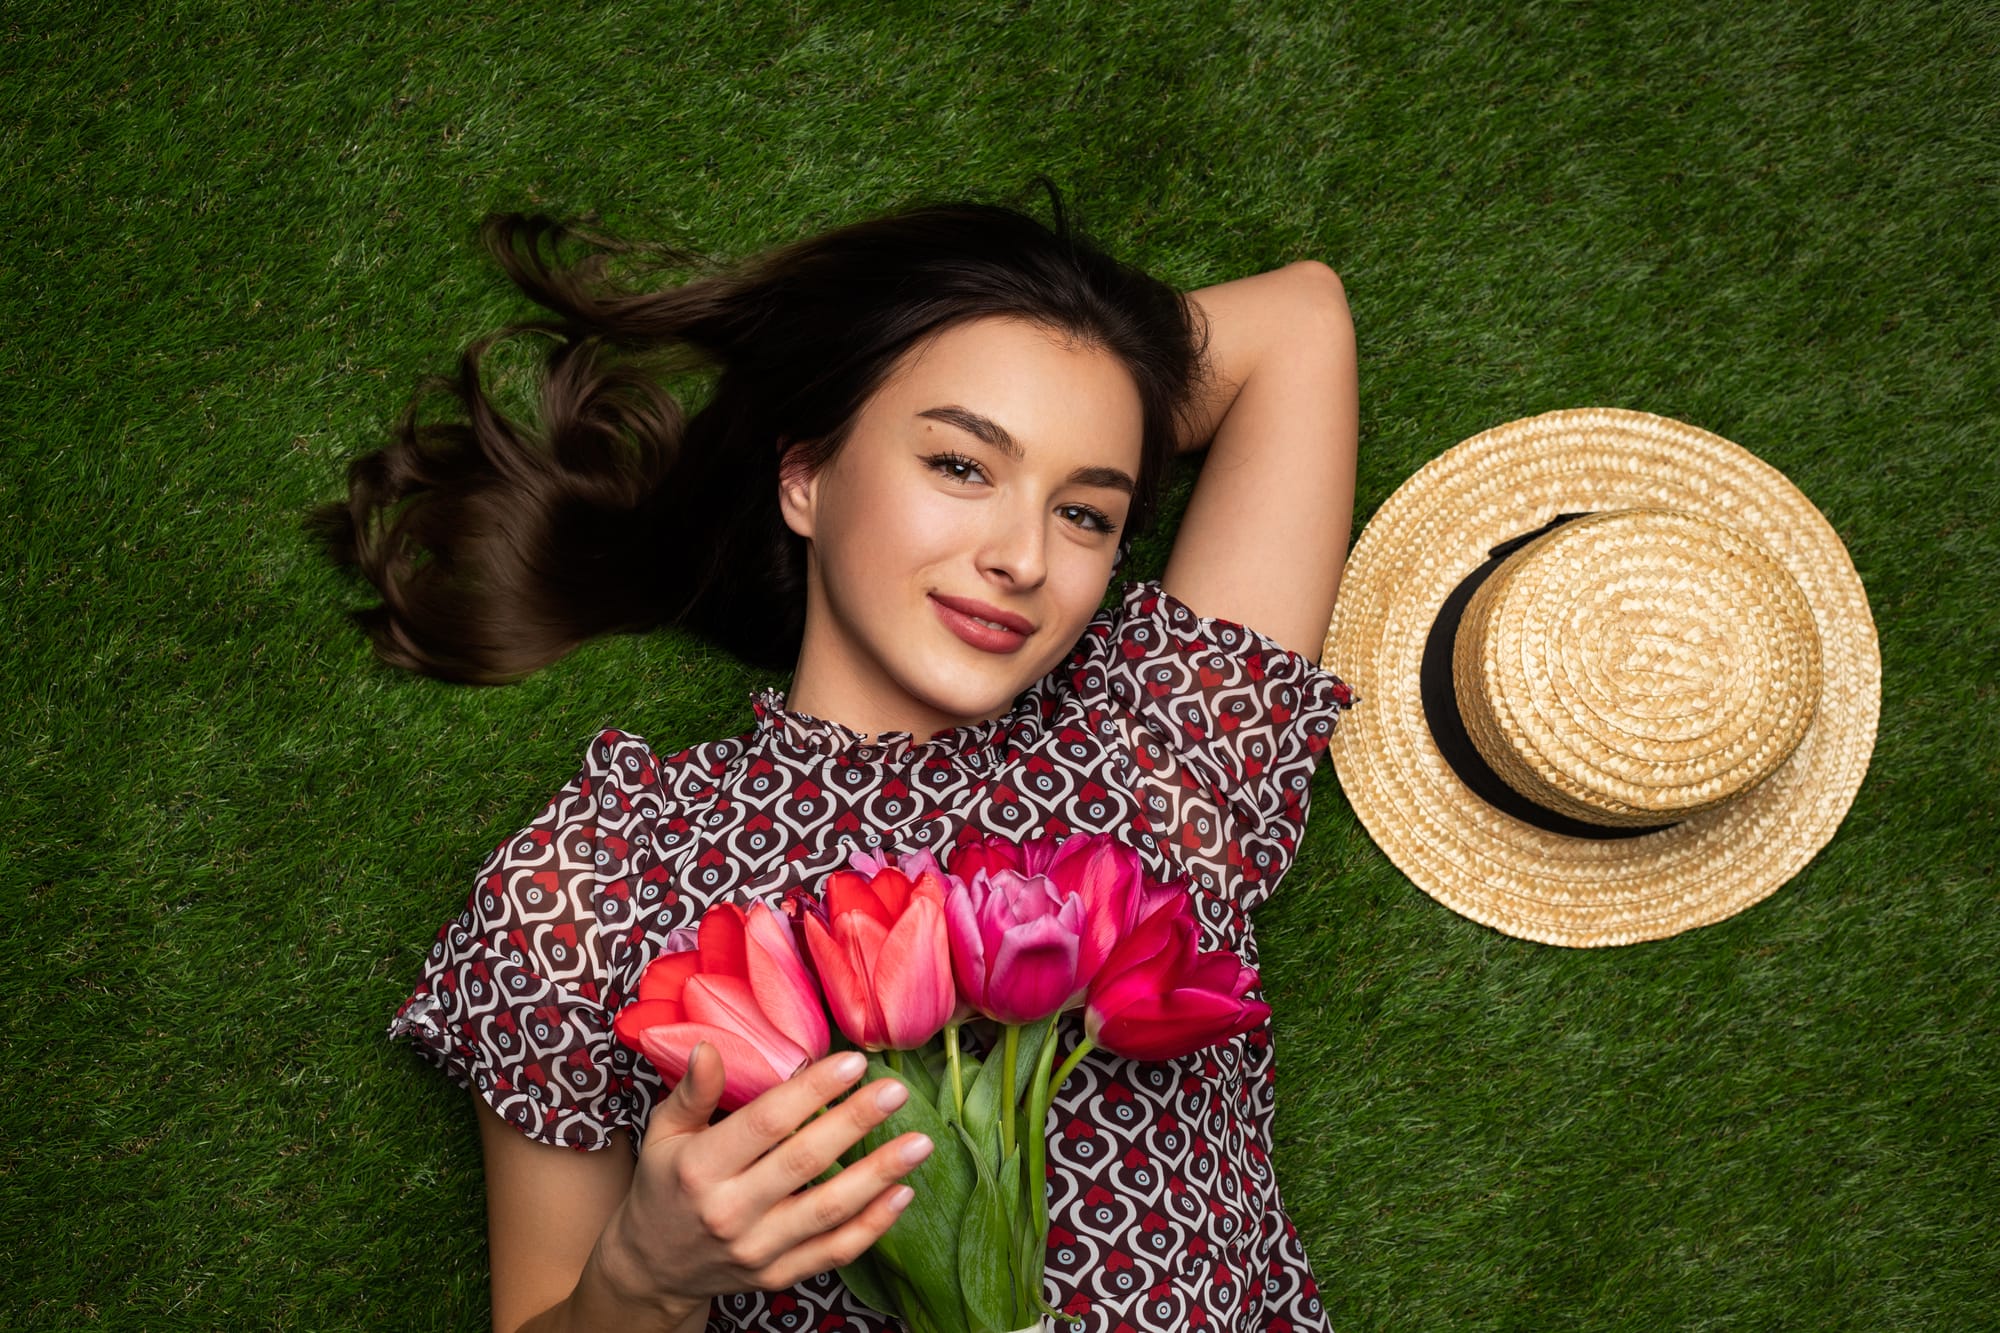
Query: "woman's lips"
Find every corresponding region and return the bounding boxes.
[931,595,1031,654]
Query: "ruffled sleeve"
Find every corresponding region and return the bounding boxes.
[386,728,667,1151]
[1086,579,1357,911]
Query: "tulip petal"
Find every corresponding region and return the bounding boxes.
[636,950,702,1004]
[874,896,954,1048]
[745,903,830,1058]
[985,916,1081,1025]
[906,866,949,908]
[697,903,750,980]
[634,1021,795,1110]
[837,912,892,1048]
[895,847,949,885]
[994,869,1059,923]
[870,867,914,919]
[803,912,875,1051]
[947,833,1024,883]
[826,870,897,929]
[847,847,894,877]
[1182,949,1258,998]
[1090,986,1269,1062]
[681,974,809,1073]
[976,879,1016,944]
[611,997,685,1047]
[945,880,990,1011]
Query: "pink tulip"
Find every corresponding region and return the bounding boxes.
[802,862,955,1050]
[1025,833,1153,1008]
[946,867,1088,1026]
[612,900,830,1110]
[1084,894,1269,1062]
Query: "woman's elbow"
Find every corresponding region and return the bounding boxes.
[1281,260,1353,343]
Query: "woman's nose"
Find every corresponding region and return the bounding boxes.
[977,501,1048,588]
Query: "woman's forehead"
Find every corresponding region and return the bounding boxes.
[870,316,1144,469]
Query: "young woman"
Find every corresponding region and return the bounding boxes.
[317,184,1358,1333]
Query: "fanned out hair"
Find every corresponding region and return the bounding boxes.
[307,177,1209,682]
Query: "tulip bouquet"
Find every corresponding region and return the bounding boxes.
[613,831,1269,1333]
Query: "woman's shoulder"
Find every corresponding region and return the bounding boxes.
[585,723,765,808]
[1057,576,1354,705]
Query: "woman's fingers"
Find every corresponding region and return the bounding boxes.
[756,1177,919,1292]
[673,1051,871,1191]
[736,1069,925,1206]
[640,1040,727,1141]
[751,1123,935,1268]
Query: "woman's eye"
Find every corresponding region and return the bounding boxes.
[925,452,985,484]
[1061,504,1120,535]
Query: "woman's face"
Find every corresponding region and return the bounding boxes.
[778,314,1146,742]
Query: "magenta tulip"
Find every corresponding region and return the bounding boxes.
[1084,895,1269,1062]
[946,867,1089,1025]
[1024,833,1152,1008]
[802,863,955,1050]
[612,900,830,1110]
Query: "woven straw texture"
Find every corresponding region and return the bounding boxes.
[1319,408,1880,947]
[1451,509,1824,827]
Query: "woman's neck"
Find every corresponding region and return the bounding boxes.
[781,668,987,744]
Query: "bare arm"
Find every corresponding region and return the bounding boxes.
[1162,261,1359,660]
[481,1046,932,1333]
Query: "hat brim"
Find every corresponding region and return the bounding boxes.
[1319,408,1881,947]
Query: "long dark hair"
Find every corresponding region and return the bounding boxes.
[308,179,1209,683]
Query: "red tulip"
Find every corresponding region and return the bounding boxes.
[946,867,1087,1026]
[612,900,829,1109]
[802,861,955,1050]
[1083,893,1269,1062]
[945,831,1027,885]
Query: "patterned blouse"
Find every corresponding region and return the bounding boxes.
[389,578,1357,1332]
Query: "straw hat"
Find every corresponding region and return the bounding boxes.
[1317,407,1880,947]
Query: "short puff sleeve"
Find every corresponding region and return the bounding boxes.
[1094,579,1357,908]
[386,728,665,1151]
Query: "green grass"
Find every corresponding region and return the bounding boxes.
[4,0,1994,1328]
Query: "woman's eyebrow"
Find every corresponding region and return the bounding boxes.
[915,405,1137,494]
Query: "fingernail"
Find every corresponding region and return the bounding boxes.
[888,1185,914,1213]
[833,1051,867,1080]
[900,1134,933,1167]
[876,1080,909,1113]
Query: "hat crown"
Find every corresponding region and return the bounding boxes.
[1453,508,1824,827]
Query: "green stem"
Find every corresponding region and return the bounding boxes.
[945,1019,965,1124]
[884,1047,904,1075]
[1049,1036,1096,1096]
[1000,1024,1020,1162]
[1024,1013,1062,1245]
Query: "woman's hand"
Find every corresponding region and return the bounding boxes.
[592,1044,935,1323]
[488,1044,933,1333]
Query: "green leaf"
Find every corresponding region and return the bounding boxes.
[858,1055,976,1333]
[953,1122,1020,1332]
[834,1251,897,1319]
[893,1043,943,1107]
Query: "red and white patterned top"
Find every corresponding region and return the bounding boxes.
[390,577,1356,1332]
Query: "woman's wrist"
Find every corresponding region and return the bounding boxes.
[517,1206,708,1333]
[589,1205,712,1330]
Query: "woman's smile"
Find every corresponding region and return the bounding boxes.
[930,592,1035,653]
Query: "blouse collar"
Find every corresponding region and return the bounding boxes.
[746,580,1157,762]
[749,684,1035,764]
